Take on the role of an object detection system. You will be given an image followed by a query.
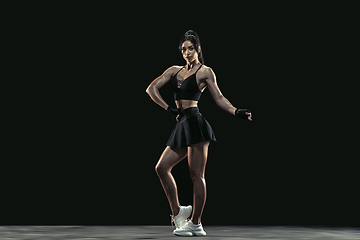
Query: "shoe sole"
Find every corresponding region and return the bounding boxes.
[174,231,206,237]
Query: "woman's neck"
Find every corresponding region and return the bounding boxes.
[186,59,200,70]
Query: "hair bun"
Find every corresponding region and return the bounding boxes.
[185,30,196,37]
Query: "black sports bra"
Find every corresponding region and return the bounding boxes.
[170,65,202,101]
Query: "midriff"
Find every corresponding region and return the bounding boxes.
[175,100,198,112]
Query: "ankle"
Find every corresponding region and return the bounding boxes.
[191,219,200,225]
[172,206,180,216]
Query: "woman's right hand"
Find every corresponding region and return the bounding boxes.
[167,106,180,116]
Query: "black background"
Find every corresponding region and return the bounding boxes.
[5,3,357,226]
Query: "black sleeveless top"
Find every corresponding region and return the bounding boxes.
[170,65,202,101]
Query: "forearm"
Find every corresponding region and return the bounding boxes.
[215,95,237,115]
[146,86,169,110]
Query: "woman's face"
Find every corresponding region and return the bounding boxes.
[181,40,199,63]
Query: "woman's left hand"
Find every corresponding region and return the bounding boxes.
[235,109,252,121]
[246,111,252,121]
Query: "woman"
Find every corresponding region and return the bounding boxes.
[146,30,252,237]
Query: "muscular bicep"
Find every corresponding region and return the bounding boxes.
[205,68,223,101]
[147,66,176,90]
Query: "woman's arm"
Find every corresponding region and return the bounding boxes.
[205,67,252,120]
[146,66,177,110]
[205,67,237,115]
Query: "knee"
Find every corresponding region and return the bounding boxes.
[189,168,204,182]
[155,163,161,174]
[155,162,167,176]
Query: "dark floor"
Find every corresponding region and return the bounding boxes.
[0,226,359,240]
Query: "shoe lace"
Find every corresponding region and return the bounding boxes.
[170,215,175,227]
[183,219,190,227]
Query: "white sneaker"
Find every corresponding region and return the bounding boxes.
[173,220,206,236]
[171,205,192,229]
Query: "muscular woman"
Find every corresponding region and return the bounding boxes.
[146,30,252,237]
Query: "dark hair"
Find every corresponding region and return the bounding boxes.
[179,30,204,64]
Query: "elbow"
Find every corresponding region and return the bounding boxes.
[146,85,156,97]
[215,95,225,106]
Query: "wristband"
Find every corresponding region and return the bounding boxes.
[235,108,251,120]
[167,106,180,116]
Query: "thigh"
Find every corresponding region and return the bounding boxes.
[187,141,210,177]
[157,146,188,170]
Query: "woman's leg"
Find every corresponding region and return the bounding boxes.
[187,141,210,225]
[155,146,188,216]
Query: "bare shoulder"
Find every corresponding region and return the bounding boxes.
[164,65,182,77]
[199,65,216,81]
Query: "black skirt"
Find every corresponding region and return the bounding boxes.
[166,107,216,148]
